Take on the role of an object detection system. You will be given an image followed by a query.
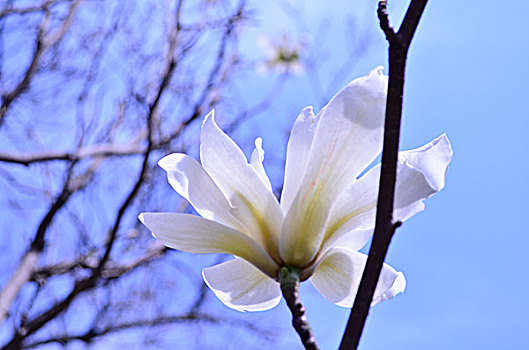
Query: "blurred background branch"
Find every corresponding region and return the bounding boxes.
[0,0,372,348]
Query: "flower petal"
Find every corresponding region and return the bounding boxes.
[250,137,272,191]
[200,110,283,261]
[280,106,318,214]
[309,247,405,307]
[138,213,279,277]
[372,270,406,306]
[158,153,243,230]
[202,258,281,312]
[320,134,453,255]
[321,228,375,254]
[396,134,453,221]
[280,67,388,266]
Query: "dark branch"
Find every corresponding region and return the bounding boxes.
[0,161,97,323]
[1,28,176,348]
[165,1,246,139]
[0,2,283,348]
[95,59,175,272]
[339,1,428,349]
[0,0,68,18]
[0,143,146,166]
[0,3,249,167]
[31,243,167,282]
[0,0,81,125]
[377,1,397,44]
[398,0,429,47]
[0,31,44,124]
[20,312,274,349]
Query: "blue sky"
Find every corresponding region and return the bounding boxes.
[231,0,529,349]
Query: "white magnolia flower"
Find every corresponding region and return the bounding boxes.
[139,67,452,312]
[257,34,306,75]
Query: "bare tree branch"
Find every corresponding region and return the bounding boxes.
[0,1,371,348]
[339,1,428,349]
[20,312,275,349]
[0,0,71,18]
[163,1,247,144]
[0,159,99,324]
[1,8,181,345]
[0,141,145,166]
[0,0,82,125]
[31,241,167,282]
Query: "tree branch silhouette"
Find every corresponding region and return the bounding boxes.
[0,0,82,125]
[0,0,377,347]
[339,1,428,348]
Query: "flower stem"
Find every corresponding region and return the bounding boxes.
[279,266,319,350]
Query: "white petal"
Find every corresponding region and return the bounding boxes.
[309,247,405,307]
[250,137,272,191]
[320,134,453,255]
[202,258,281,312]
[200,111,283,261]
[280,106,317,214]
[320,228,375,255]
[372,270,406,306]
[158,153,243,230]
[138,213,279,278]
[320,173,380,255]
[396,134,453,221]
[280,67,388,266]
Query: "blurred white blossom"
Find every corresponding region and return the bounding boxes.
[257,34,308,75]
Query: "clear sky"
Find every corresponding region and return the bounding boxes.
[231,0,529,349]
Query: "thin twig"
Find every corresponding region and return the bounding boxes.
[339,1,428,349]
[20,312,274,349]
[279,267,319,350]
[31,242,167,282]
[0,141,145,166]
[0,0,82,125]
[0,160,98,324]
[0,0,68,18]
[0,1,249,167]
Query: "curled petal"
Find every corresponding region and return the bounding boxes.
[280,106,318,214]
[202,258,281,312]
[396,134,452,221]
[320,134,453,255]
[280,67,388,266]
[200,111,283,261]
[309,247,405,307]
[158,153,243,231]
[138,213,279,278]
[372,270,406,306]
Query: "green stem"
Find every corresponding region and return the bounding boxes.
[279,266,319,350]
